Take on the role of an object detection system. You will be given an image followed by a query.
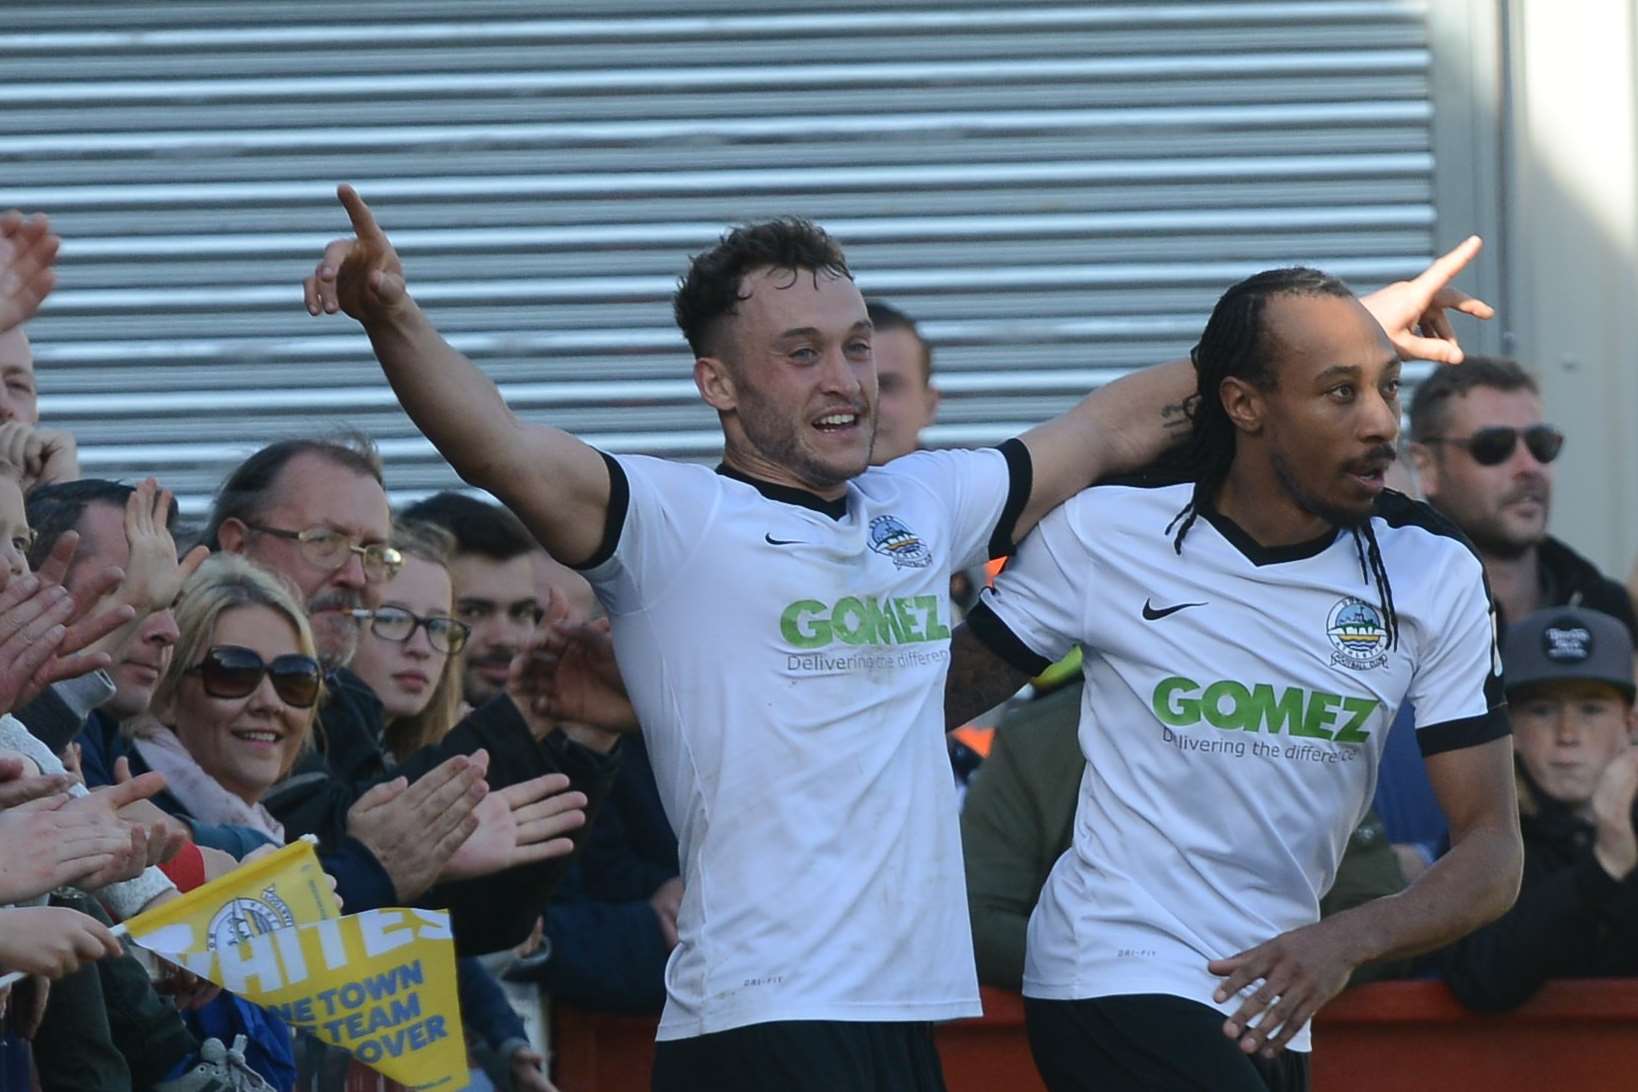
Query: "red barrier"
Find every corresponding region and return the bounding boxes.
[554,980,1638,1091]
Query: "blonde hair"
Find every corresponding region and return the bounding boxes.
[381,520,464,760]
[150,552,323,779]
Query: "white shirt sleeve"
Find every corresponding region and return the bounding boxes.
[892,440,1031,572]
[579,453,722,615]
[975,497,1089,668]
[1407,553,1507,752]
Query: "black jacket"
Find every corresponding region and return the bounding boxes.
[1524,535,1638,641]
[537,737,679,1012]
[1440,775,1638,1011]
[263,667,622,955]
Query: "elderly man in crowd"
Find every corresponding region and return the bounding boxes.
[204,436,616,953]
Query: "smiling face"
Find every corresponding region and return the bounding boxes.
[169,604,312,806]
[1413,387,1553,559]
[1234,293,1403,527]
[699,267,877,496]
[349,555,455,722]
[1512,679,1636,812]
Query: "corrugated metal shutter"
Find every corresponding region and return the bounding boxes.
[1,0,1438,515]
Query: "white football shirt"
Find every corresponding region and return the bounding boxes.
[581,442,1030,1039]
[972,481,1506,1052]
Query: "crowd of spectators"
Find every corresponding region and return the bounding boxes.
[1,191,1636,1092]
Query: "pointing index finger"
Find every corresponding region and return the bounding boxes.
[337,184,385,242]
[1411,235,1482,294]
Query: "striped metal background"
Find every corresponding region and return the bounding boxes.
[1,0,1438,514]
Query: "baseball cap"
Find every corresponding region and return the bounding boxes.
[1502,606,1635,702]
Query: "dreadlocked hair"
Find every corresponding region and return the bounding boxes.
[1164,266,1399,649]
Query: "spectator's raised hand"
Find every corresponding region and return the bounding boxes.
[1360,235,1496,365]
[0,752,74,810]
[0,532,134,713]
[116,478,208,614]
[304,185,408,324]
[440,771,587,883]
[0,422,78,493]
[107,756,192,866]
[0,788,155,903]
[510,588,637,738]
[0,211,60,335]
[1590,748,1638,881]
[346,751,487,901]
[0,906,121,979]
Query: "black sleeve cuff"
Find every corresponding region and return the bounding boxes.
[987,438,1033,560]
[966,600,1051,678]
[1416,705,1512,757]
[574,450,630,571]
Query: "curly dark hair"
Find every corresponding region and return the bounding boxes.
[673,218,852,359]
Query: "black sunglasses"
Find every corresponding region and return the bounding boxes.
[1421,424,1564,467]
[187,645,322,709]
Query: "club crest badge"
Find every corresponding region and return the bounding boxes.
[206,887,297,950]
[1327,597,1389,671]
[869,514,932,569]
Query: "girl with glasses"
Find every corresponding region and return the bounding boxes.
[346,521,468,761]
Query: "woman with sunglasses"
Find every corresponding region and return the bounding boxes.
[128,554,323,833]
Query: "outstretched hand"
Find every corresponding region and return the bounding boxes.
[440,771,587,883]
[303,185,409,324]
[0,531,136,713]
[1360,235,1495,365]
[509,588,638,736]
[118,478,208,614]
[0,211,60,334]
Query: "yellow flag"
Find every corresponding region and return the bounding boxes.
[122,836,341,955]
[143,908,468,1090]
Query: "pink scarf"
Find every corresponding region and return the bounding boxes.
[130,719,285,843]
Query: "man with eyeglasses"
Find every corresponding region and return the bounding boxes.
[1408,357,1636,639]
[399,491,546,708]
[205,437,622,956]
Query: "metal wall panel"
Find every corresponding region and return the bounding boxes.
[0,0,1437,513]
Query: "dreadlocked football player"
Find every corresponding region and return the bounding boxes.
[949,268,1524,1092]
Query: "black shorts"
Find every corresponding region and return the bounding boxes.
[650,1019,947,1092]
[1025,995,1311,1092]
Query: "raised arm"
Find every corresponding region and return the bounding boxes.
[304,185,611,565]
[1013,237,1495,540]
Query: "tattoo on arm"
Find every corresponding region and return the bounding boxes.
[945,624,1032,731]
[1160,396,1196,437]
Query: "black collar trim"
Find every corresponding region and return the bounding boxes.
[1202,507,1340,566]
[716,463,849,520]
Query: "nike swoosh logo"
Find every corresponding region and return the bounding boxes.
[765,534,804,546]
[1142,598,1206,621]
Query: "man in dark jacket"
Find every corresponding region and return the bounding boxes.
[1442,607,1638,1010]
[1408,357,1636,640]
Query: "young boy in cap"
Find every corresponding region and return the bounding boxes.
[1442,606,1638,1010]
